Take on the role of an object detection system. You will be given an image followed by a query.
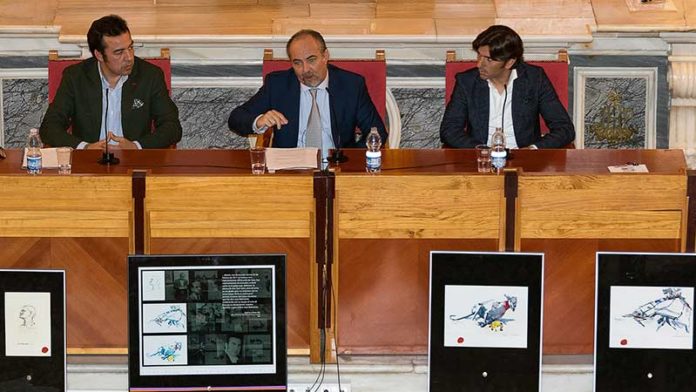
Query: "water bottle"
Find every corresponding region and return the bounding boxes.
[490,127,507,173]
[26,128,42,175]
[365,127,382,173]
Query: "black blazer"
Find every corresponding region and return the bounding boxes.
[440,62,575,149]
[228,64,387,148]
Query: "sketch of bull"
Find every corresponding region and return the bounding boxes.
[450,294,518,328]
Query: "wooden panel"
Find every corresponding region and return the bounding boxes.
[519,175,686,239]
[375,3,495,18]
[147,176,314,238]
[337,175,504,239]
[149,238,311,350]
[0,237,130,349]
[523,238,682,355]
[337,238,499,354]
[0,176,131,237]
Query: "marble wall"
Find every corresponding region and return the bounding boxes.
[2,79,47,148]
[0,54,674,150]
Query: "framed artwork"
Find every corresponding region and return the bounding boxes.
[429,252,543,392]
[573,67,657,149]
[0,270,65,392]
[596,252,696,391]
[128,254,286,391]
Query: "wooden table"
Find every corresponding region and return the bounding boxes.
[0,148,690,358]
[328,148,690,355]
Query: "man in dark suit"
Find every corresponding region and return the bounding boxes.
[440,25,574,149]
[228,29,387,150]
[40,15,182,149]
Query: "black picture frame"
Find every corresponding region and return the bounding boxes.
[0,269,66,392]
[128,254,287,392]
[595,252,696,391]
[429,251,543,392]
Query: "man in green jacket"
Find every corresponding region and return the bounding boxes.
[40,15,182,149]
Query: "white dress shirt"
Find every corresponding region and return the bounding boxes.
[253,75,334,158]
[486,69,518,149]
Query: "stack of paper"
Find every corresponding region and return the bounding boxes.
[265,148,318,173]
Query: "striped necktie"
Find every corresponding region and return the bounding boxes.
[305,88,323,149]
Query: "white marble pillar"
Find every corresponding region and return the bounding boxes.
[668,58,696,151]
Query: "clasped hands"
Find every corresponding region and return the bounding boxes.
[85,131,137,150]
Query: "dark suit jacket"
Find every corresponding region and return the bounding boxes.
[40,57,182,148]
[228,64,387,148]
[440,62,575,149]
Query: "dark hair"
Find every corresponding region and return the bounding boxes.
[286,29,327,58]
[87,15,130,57]
[472,25,524,66]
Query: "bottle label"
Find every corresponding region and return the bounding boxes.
[27,155,42,172]
[366,151,381,171]
[491,150,506,169]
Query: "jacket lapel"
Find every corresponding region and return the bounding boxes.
[474,76,490,139]
[121,61,138,139]
[327,65,339,146]
[511,65,527,142]
[85,60,104,140]
[281,71,301,147]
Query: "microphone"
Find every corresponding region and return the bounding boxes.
[325,87,347,164]
[501,83,512,160]
[98,87,119,165]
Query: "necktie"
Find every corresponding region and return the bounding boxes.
[305,88,323,150]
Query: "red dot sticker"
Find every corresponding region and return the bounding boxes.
[457,337,464,344]
[41,347,48,353]
[620,339,628,346]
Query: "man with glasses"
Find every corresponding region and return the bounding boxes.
[440,25,574,149]
[40,14,182,149]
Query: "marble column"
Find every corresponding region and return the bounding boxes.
[669,59,696,151]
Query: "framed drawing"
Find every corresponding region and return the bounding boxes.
[573,67,657,149]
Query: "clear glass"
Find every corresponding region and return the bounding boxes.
[475,144,491,173]
[56,147,72,174]
[249,147,266,175]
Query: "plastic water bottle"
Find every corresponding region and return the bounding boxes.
[490,127,507,173]
[365,127,382,173]
[26,128,42,175]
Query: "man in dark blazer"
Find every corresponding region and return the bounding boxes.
[440,25,574,149]
[40,15,181,149]
[228,29,387,149]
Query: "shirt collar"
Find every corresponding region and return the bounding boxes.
[486,68,518,90]
[300,73,329,92]
[97,61,128,90]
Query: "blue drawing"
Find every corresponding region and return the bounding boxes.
[450,295,518,331]
[624,288,693,333]
[149,341,183,362]
[151,305,187,329]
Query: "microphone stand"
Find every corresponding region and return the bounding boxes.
[98,87,120,165]
[325,87,348,164]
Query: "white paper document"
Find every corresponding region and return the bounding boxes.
[265,148,318,173]
[21,148,59,169]
[608,164,649,173]
[4,292,52,357]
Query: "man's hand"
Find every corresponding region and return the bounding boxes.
[85,140,107,150]
[108,132,138,149]
[256,110,288,130]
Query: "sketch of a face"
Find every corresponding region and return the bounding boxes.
[19,305,36,327]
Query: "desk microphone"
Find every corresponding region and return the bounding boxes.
[325,88,347,164]
[501,83,512,160]
[98,87,120,165]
